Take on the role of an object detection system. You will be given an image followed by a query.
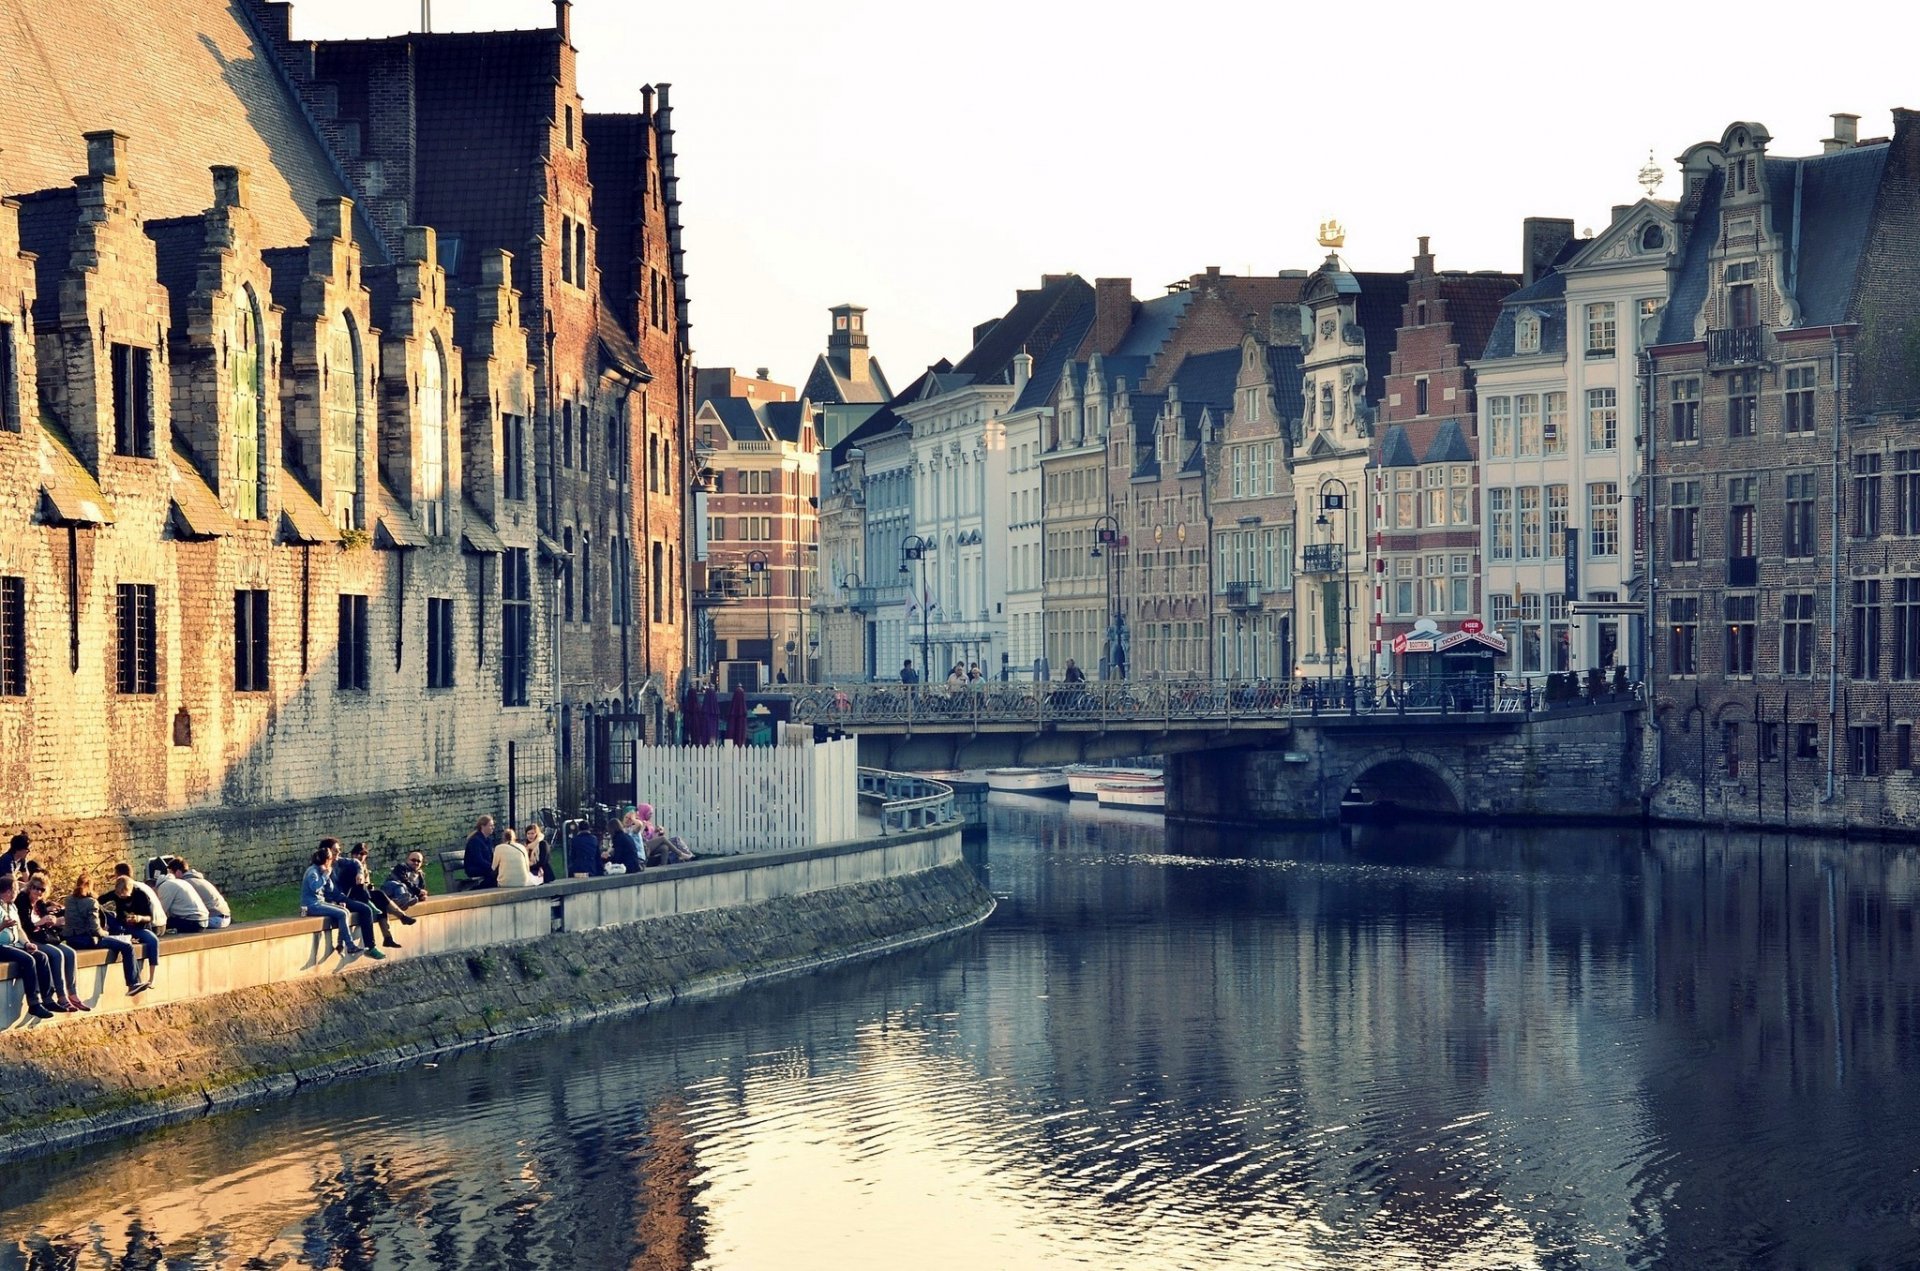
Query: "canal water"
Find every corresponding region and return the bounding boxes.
[5,798,1920,1269]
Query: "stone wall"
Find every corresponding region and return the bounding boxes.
[0,828,989,1161]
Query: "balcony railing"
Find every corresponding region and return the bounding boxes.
[1225,580,1262,612]
[1302,544,1346,574]
[1707,326,1765,368]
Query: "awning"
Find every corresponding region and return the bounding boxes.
[372,481,425,550]
[36,425,114,526]
[537,531,570,562]
[166,453,235,540]
[277,473,338,545]
[460,510,506,554]
[1393,628,1510,656]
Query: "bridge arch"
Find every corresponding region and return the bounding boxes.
[1338,748,1466,818]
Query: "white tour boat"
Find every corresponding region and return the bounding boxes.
[1064,764,1161,798]
[985,767,1071,795]
[1095,779,1165,810]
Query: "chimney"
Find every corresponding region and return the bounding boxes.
[1413,235,1434,278]
[553,0,571,42]
[83,130,128,180]
[314,196,353,242]
[1013,349,1032,393]
[1520,216,1576,286]
[756,367,770,380]
[1092,277,1133,355]
[211,165,249,210]
[1825,112,1861,153]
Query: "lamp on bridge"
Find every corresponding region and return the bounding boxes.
[1312,479,1355,706]
[746,548,770,685]
[1092,514,1125,679]
[899,534,932,680]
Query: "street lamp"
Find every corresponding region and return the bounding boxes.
[1091,514,1125,679]
[838,570,864,681]
[1312,478,1355,703]
[900,533,932,680]
[746,548,770,686]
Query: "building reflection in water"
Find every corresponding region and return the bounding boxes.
[5,802,1920,1268]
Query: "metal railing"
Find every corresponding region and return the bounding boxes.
[795,674,1645,729]
[858,767,961,833]
[1707,325,1764,367]
[1302,544,1345,574]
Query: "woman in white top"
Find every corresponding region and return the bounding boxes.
[491,827,538,888]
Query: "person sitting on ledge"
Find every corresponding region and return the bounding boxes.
[63,873,143,996]
[20,874,85,1012]
[149,857,209,934]
[609,814,645,875]
[567,820,603,879]
[170,858,231,930]
[381,851,431,910]
[112,863,168,939]
[523,825,553,884]
[636,805,696,867]
[0,875,68,1018]
[101,874,162,988]
[0,833,30,882]
[492,827,538,888]
[463,815,498,889]
[337,842,415,947]
[302,842,378,959]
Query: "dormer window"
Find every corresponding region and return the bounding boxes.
[1515,314,1541,355]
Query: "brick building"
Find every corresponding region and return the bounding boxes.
[1207,324,1302,680]
[1647,111,1920,830]
[0,0,691,887]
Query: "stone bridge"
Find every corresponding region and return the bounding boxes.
[788,681,1648,823]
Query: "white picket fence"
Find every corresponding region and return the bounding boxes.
[631,737,860,853]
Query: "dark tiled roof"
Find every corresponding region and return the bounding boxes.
[829,405,902,468]
[803,350,893,405]
[1784,144,1891,325]
[762,400,808,445]
[1480,274,1569,361]
[1426,418,1475,463]
[1658,168,1723,345]
[1012,300,1096,413]
[1113,291,1192,358]
[951,276,1094,387]
[1352,272,1412,399]
[146,217,207,353]
[1433,275,1520,363]
[0,0,350,247]
[583,112,643,332]
[14,189,77,325]
[1378,426,1418,468]
[1266,345,1304,419]
[1167,348,1240,409]
[703,396,766,442]
[261,246,310,317]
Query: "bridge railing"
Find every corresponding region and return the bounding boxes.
[857,767,962,834]
[796,674,1643,729]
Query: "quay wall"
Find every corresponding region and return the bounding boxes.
[0,826,988,1161]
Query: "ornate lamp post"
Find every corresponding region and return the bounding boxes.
[746,548,770,685]
[1091,514,1125,678]
[899,533,932,679]
[1310,478,1354,703]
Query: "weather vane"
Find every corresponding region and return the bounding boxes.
[1638,149,1664,199]
[1317,219,1345,249]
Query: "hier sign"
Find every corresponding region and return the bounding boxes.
[1461,618,1484,634]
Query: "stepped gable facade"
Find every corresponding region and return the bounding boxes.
[0,0,691,886]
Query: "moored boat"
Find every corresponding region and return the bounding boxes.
[1095,779,1165,810]
[986,766,1070,795]
[1064,764,1161,798]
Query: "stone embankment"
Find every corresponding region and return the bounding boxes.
[0,828,991,1162]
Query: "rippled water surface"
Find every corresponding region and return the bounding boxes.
[6,801,1920,1268]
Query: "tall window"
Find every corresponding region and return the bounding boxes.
[560,215,575,284]
[1670,480,1700,563]
[581,533,593,622]
[1585,302,1617,356]
[1896,578,1920,681]
[0,575,24,696]
[1727,477,1757,564]
[1546,483,1569,546]
[427,597,455,689]
[1724,594,1756,676]
[1785,364,1817,434]
[1518,486,1543,559]
[575,223,589,290]
[1852,579,1882,680]
[1543,391,1567,454]
[1586,388,1617,451]
[562,400,574,469]
[111,344,155,458]
[328,315,365,530]
[652,540,666,622]
[1853,454,1882,538]
[115,583,157,694]
[232,296,265,519]
[1588,483,1620,557]
[0,320,17,432]
[233,590,269,692]
[1414,378,1429,416]
[1784,472,1817,557]
[1515,314,1540,354]
[338,594,369,691]
[1727,370,1758,438]
[1671,376,1700,444]
[562,527,575,621]
[1392,470,1416,528]
[1516,394,1540,456]
[501,549,531,706]
[420,339,449,537]
[1849,725,1880,777]
[1893,451,1920,536]
[1782,592,1816,675]
[1490,488,1514,561]
[503,413,527,501]
[1487,397,1512,458]
[1424,467,1446,527]
[1669,596,1699,675]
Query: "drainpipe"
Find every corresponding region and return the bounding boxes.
[1641,349,1662,786]
[1824,345,1842,802]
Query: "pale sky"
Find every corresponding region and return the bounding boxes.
[303,0,1917,393]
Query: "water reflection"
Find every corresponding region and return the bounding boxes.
[5,805,1920,1268]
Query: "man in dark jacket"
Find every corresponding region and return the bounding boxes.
[463,815,497,888]
[567,822,603,878]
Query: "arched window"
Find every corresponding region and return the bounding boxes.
[233,288,266,519]
[328,313,365,530]
[420,336,449,536]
